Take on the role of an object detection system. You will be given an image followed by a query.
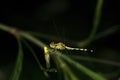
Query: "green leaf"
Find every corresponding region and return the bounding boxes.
[57,52,106,80]
[21,39,50,77]
[90,0,103,38]
[9,38,23,80]
[78,0,104,47]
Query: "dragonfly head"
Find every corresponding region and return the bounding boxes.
[50,42,56,49]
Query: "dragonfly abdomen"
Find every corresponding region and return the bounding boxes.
[65,46,93,52]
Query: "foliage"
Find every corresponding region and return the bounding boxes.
[0,0,120,80]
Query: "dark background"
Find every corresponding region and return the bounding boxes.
[0,0,120,80]
[0,0,120,40]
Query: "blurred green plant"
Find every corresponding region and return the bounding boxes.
[78,0,104,47]
[0,24,106,80]
[0,0,120,80]
[9,37,23,80]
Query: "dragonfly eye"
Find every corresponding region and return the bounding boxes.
[50,42,56,48]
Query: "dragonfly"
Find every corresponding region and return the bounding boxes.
[44,41,93,69]
[50,42,93,52]
[49,19,93,52]
[43,19,93,69]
